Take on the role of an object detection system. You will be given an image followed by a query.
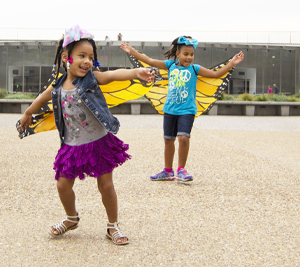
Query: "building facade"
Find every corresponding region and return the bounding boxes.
[0,40,299,95]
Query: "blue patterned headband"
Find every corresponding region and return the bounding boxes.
[177,36,198,50]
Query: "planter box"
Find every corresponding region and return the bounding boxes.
[210,101,300,116]
[1,99,300,116]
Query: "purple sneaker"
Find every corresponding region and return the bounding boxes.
[176,168,193,182]
[150,169,175,181]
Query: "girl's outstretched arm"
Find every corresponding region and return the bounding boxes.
[198,51,244,78]
[94,68,155,85]
[20,87,53,131]
[120,43,167,70]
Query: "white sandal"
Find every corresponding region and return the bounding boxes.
[106,222,129,245]
[49,213,80,236]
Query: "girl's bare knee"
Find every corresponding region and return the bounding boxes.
[178,135,189,146]
[98,180,114,194]
[56,178,74,194]
[164,138,175,145]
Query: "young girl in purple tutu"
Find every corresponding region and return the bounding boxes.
[20,25,154,245]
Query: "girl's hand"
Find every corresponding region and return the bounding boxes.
[232,51,244,66]
[120,43,133,54]
[137,68,155,83]
[20,112,32,131]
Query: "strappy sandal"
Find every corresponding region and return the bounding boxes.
[49,213,80,237]
[106,222,129,245]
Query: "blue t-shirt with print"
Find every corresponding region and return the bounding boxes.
[163,60,200,115]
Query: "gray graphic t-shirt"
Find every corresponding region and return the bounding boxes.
[61,87,107,146]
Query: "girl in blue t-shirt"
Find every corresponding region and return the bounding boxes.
[121,36,244,182]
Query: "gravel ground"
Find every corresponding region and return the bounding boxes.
[1,114,300,266]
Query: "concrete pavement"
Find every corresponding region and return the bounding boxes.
[0,114,299,266]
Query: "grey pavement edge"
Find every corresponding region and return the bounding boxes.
[3,113,300,131]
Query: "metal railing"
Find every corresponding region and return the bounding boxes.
[1,28,300,45]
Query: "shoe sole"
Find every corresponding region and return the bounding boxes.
[176,177,193,182]
[150,177,176,181]
[106,234,129,245]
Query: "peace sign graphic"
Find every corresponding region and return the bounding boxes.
[180,89,189,99]
[180,70,191,82]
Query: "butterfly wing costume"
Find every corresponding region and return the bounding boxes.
[16,74,154,139]
[127,51,234,117]
[16,52,234,139]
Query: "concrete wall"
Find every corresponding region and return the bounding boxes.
[1,99,300,116]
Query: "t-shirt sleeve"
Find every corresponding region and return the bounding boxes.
[164,59,175,69]
[193,64,201,75]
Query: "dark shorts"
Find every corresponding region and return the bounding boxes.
[163,113,195,140]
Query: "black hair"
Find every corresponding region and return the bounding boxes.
[53,36,98,79]
[163,35,193,60]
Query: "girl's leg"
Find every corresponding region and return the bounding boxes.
[97,172,127,244]
[163,113,177,170]
[50,177,78,235]
[177,135,190,167]
[176,114,194,168]
[164,138,175,169]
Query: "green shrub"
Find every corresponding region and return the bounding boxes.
[236,93,253,101]
[218,93,300,102]
[287,95,300,102]
[219,92,235,101]
[254,95,268,101]
[4,93,36,100]
[0,88,8,99]
[272,94,288,102]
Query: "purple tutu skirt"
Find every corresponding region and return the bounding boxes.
[53,133,131,180]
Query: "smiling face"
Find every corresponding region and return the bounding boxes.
[176,45,195,67]
[62,41,94,79]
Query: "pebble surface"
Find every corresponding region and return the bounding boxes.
[1,114,299,266]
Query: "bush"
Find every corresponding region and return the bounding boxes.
[218,93,300,102]
[254,95,268,101]
[4,93,36,100]
[236,93,253,101]
[269,94,289,102]
[0,88,8,99]
[287,95,300,102]
[219,92,235,101]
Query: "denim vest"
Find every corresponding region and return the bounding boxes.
[51,70,120,144]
